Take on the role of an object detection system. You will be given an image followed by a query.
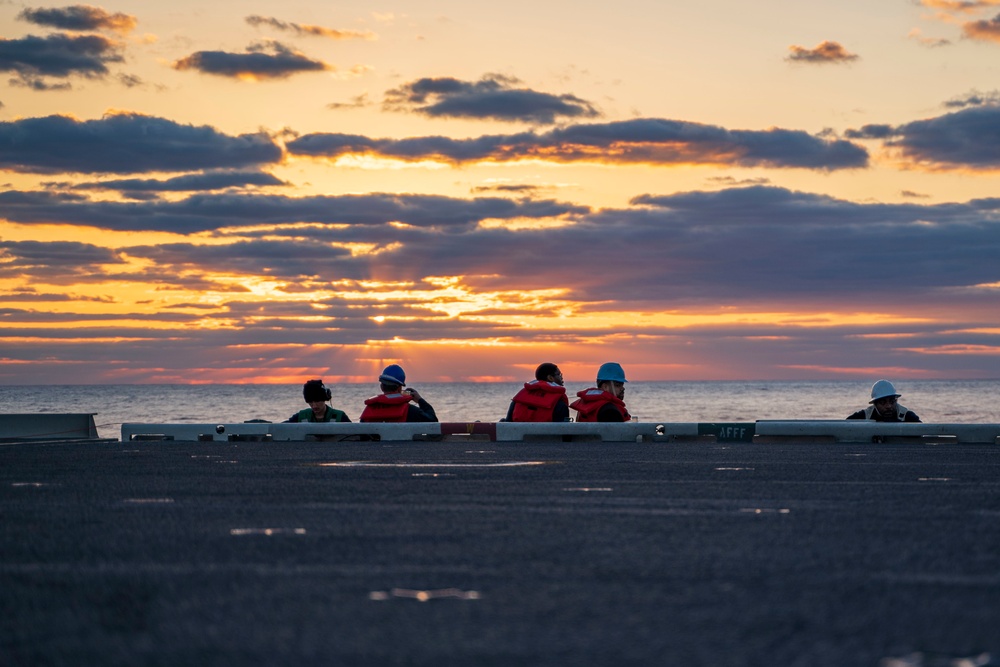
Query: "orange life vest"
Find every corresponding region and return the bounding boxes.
[359,393,411,422]
[510,380,568,422]
[569,388,630,422]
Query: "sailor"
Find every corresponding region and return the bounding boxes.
[846,379,921,422]
[504,362,570,422]
[359,364,438,423]
[570,362,632,422]
[285,379,351,423]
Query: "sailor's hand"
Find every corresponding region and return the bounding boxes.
[405,388,422,402]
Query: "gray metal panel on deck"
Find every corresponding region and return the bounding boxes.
[267,422,440,441]
[121,422,272,442]
[122,422,442,442]
[494,421,694,442]
[755,420,1000,444]
[0,413,98,441]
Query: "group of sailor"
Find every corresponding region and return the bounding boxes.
[287,364,920,425]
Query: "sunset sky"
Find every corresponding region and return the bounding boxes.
[3,0,1000,384]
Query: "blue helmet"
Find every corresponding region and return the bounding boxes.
[378,364,406,386]
[596,362,627,383]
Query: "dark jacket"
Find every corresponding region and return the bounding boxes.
[286,406,351,423]
[846,404,920,422]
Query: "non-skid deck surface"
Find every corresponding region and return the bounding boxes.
[2,439,999,666]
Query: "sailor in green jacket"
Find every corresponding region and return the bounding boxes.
[285,379,351,423]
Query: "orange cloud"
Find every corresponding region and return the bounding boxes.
[920,0,1000,13]
[962,14,1000,41]
[245,15,377,40]
[901,344,1000,355]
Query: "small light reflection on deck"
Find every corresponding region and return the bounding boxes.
[879,651,992,667]
[368,588,481,602]
[319,461,549,468]
[230,528,307,536]
[123,498,175,504]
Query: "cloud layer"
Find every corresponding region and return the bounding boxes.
[0,114,281,174]
[288,118,869,170]
[383,74,601,123]
[0,33,123,86]
[17,5,137,33]
[173,41,330,79]
[786,40,859,63]
[245,15,376,40]
[4,184,999,381]
[848,105,1000,168]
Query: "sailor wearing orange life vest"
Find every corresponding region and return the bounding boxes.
[505,362,569,422]
[570,362,631,422]
[359,364,438,423]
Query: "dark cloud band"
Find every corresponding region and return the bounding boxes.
[74,171,288,194]
[0,190,588,233]
[17,6,137,33]
[848,105,1000,168]
[0,114,281,174]
[0,33,122,80]
[173,41,330,79]
[384,75,600,123]
[288,118,868,170]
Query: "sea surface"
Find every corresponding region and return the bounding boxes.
[2,380,999,440]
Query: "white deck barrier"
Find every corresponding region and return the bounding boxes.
[754,420,1000,444]
[495,422,693,442]
[121,422,434,442]
[121,421,694,443]
[120,420,1000,444]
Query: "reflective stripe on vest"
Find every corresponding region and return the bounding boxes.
[863,404,910,421]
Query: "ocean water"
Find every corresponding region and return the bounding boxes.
[2,380,999,440]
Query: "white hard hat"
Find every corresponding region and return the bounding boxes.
[869,379,900,403]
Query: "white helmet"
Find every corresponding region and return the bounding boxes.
[869,379,900,403]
